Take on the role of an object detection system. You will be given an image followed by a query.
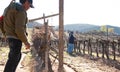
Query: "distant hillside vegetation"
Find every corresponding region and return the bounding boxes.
[55,24,120,35]
[64,24,100,32]
[27,22,120,35]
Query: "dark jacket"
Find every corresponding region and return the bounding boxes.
[68,34,75,44]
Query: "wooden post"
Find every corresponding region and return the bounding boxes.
[58,0,64,72]
[107,26,108,40]
[43,14,49,72]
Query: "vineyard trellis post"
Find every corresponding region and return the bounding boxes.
[107,26,108,40]
[43,14,49,72]
[58,0,64,72]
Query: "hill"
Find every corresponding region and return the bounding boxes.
[63,24,100,32]
[55,24,120,35]
[26,22,120,35]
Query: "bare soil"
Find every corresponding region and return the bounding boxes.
[63,52,120,72]
[0,47,120,72]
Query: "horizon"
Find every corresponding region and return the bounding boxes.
[0,0,120,27]
[30,21,120,28]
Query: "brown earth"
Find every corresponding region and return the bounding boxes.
[0,47,120,72]
[50,51,120,72]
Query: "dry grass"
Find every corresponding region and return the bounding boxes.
[0,47,9,65]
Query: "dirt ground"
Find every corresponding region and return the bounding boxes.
[50,51,120,72]
[0,48,120,72]
[63,52,120,72]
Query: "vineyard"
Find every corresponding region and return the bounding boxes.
[0,26,120,72]
[27,26,120,72]
[1,0,120,72]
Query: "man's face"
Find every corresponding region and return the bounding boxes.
[24,0,31,11]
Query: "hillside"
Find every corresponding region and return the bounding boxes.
[63,24,100,32]
[26,22,120,35]
[57,24,120,35]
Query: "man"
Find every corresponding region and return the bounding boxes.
[67,31,76,55]
[3,0,34,72]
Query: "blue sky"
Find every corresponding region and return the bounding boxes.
[0,0,120,27]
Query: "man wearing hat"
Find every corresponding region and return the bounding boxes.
[3,0,34,72]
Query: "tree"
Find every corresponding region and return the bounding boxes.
[100,25,107,32]
[108,28,114,33]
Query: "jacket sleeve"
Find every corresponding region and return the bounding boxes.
[15,11,28,43]
[0,21,5,36]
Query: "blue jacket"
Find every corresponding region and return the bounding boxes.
[68,34,75,44]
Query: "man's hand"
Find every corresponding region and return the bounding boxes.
[24,42,30,50]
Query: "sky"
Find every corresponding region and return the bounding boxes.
[0,0,120,27]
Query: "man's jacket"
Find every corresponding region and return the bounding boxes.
[0,16,5,36]
[68,34,75,44]
[4,2,28,43]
